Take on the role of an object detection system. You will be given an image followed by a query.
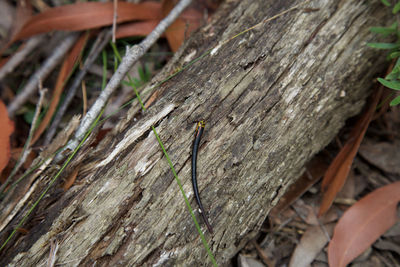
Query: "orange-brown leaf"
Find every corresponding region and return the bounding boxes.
[31,33,88,145]
[14,2,162,41]
[0,100,14,175]
[162,0,201,52]
[270,156,330,217]
[318,112,370,216]
[328,181,400,267]
[116,20,160,39]
[318,88,383,216]
[165,19,200,52]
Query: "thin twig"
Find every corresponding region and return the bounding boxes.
[55,0,192,162]
[82,80,87,116]
[251,239,275,267]
[0,85,47,195]
[112,0,117,43]
[0,35,46,81]
[44,29,112,145]
[7,33,79,117]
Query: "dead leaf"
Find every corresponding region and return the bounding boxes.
[162,0,201,51]
[373,239,400,256]
[13,2,163,41]
[318,88,383,216]
[0,100,14,175]
[289,224,334,267]
[31,33,88,145]
[238,253,265,267]
[251,240,274,267]
[115,20,160,39]
[359,142,400,175]
[328,181,400,267]
[383,221,400,237]
[335,171,356,201]
[270,156,329,216]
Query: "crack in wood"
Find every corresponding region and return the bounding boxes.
[96,103,176,168]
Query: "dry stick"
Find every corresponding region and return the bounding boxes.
[82,80,88,116]
[251,240,274,267]
[7,33,79,117]
[0,86,47,194]
[0,35,46,81]
[44,30,112,145]
[56,0,192,162]
[112,0,117,43]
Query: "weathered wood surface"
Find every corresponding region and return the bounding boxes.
[2,0,390,265]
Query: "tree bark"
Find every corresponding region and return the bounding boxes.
[1,0,390,266]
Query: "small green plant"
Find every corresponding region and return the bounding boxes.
[368,0,400,106]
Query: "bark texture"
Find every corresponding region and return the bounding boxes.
[1,0,390,266]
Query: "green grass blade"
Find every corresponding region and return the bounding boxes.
[151,126,217,267]
[110,42,122,62]
[128,78,146,111]
[102,50,108,90]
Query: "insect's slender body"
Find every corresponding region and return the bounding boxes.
[192,121,213,234]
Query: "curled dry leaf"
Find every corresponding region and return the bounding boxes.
[0,100,14,175]
[162,0,201,51]
[289,224,334,267]
[115,20,160,39]
[328,181,400,267]
[318,87,383,216]
[8,0,203,56]
[359,142,400,175]
[238,253,265,267]
[13,2,163,41]
[270,156,329,217]
[30,33,88,145]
